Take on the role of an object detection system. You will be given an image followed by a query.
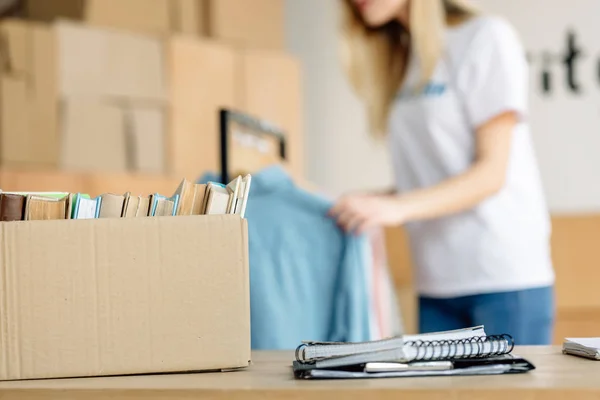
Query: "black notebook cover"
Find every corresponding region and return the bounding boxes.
[293,354,536,380]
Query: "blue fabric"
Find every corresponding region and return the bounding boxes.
[198,166,372,350]
[418,286,555,345]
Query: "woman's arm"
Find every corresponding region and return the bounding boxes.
[393,110,516,222]
[330,111,516,233]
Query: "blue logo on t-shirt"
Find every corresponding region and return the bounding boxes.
[396,82,447,101]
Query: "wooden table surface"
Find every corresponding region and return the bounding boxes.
[0,346,598,399]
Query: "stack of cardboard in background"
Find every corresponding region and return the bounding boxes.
[237,49,304,182]
[0,0,304,181]
[0,20,166,173]
[25,0,175,35]
[168,41,304,180]
[168,37,237,178]
[57,22,166,174]
[23,0,285,50]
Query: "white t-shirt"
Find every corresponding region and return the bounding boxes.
[388,15,555,298]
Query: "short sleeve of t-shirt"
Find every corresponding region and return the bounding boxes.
[456,17,528,129]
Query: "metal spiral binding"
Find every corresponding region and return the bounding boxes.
[295,344,309,363]
[294,334,515,363]
[405,334,515,361]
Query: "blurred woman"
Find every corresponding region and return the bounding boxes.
[329,0,555,344]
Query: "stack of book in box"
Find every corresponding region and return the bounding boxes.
[0,175,251,221]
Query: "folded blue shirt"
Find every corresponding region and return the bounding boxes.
[198,166,372,350]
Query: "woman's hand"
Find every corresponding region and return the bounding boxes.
[328,194,408,235]
[329,112,518,234]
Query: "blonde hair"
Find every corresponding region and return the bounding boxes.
[340,0,477,136]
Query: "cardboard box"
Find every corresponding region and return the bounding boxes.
[57,21,166,101]
[60,99,166,173]
[0,214,251,380]
[0,76,28,164]
[238,50,304,179]
[85,0,171,35]
[23,0,285,50]
[30,22,60,164]
[60,98,128,172]
[25,0,172,35]
[128,105,166,174]
[166,41,304,179]
[1,19,165,101]
[173,0,285,50]
[0,75,59,167]
[174,0,207,37]
[0,19,30,75]
[0,21,59,168]
[206,0,285,50]
[0,19,165,171]
[23,0,85,22]
[0,0,24,18]
[168,36,237,178]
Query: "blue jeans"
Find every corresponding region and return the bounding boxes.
[419,286,555,345]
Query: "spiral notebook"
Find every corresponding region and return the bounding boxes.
[293,326,528,378]
[293,354,535,379]
[296,326,488,363]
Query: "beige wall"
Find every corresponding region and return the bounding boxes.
[471,0,600,213]
[284,0,393,195]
